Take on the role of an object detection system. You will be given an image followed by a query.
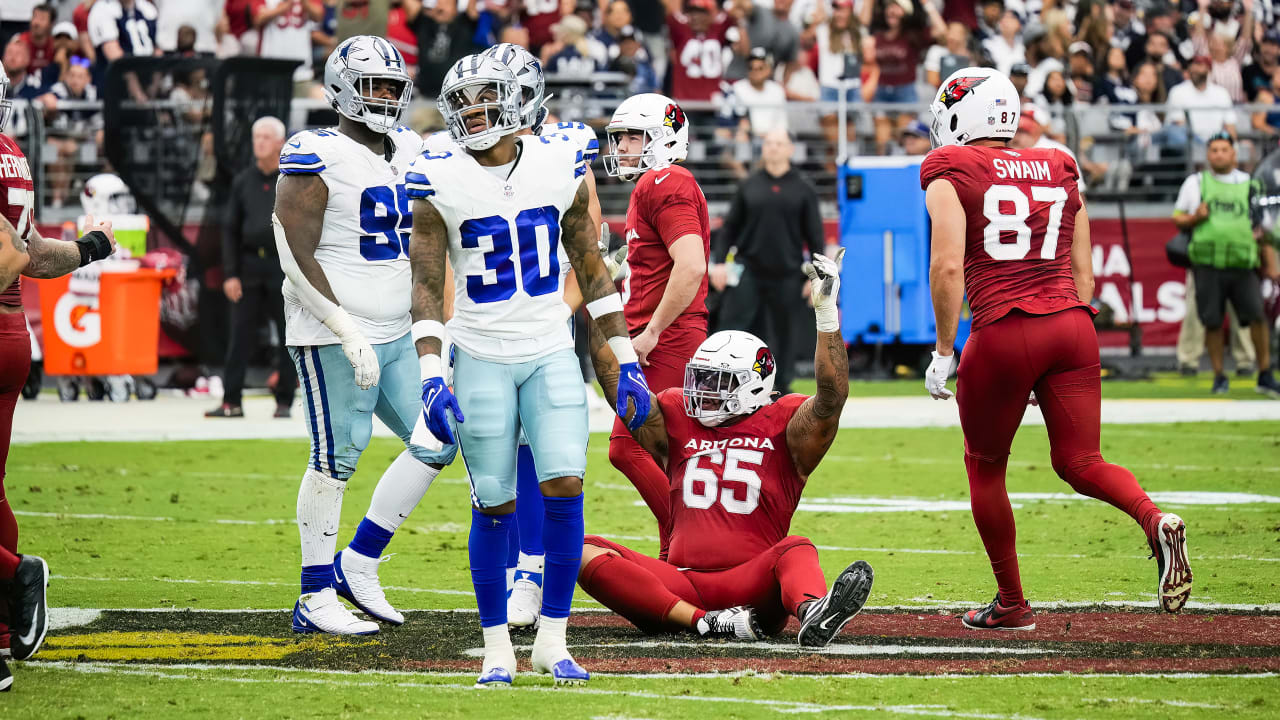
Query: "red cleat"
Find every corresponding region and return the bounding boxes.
[961,594,1036,631]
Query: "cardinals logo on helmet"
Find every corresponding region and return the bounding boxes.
[752,347,775,379]
[938,76,989,109]
[663,103,686,132]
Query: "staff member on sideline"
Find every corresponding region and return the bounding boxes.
[1171,130,1280,397]
[711,128,825,395]
[207,116,298,418]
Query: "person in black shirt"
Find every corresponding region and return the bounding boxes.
[711,128,825,394]
[207,116,297,418]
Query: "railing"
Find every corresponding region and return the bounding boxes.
[13,93,1280,225]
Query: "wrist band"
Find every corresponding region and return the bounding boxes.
[411,319,446,343]
[420,353,443,381]
[606,336,638,365]
[586,293,624,319]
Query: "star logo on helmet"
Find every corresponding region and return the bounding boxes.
[752,347,775,379]
[663,103,686,132]
[938,76,989,109]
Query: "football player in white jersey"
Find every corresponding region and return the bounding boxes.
[405,55,651,687]
[272,35,457,636]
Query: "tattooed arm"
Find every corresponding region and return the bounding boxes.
[786,250,848,482]
[408,197,449,359]
[0,211,117,280]
[587,317,668,468]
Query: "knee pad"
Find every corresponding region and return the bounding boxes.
[772,535,816,556]
[1051,450,1105,481]
[469,474,517,509]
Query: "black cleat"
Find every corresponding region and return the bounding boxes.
[798,560,875,647]
[0,655,10,692]
[7,555,49,661]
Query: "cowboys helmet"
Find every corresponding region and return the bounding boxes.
[323,35,413,134]
[438,54,523,152]
[480,42,548,133]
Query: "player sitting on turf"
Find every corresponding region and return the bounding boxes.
[921,66,1193,629]
[578,250,875,646]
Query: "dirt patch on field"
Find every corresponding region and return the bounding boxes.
[38,608,1280,676]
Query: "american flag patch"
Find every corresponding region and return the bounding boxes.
[994,98,1007,106]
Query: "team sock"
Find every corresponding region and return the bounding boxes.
[359,450,439,539]
[347,518,394,560]
[965,453,1025,607]
[578,552,682,633]
[515,444,545,557]
[1056,456,1163,540]
[470,508,514,628]
[540,494,584,619]
[296,468,346,594]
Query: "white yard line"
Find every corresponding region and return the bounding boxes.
[461,642,1056,658]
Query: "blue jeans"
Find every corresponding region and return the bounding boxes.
[820,85,861,103]
[873,83,918,103]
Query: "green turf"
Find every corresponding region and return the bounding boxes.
[790,371,1280,399]
[5,421,1279,716]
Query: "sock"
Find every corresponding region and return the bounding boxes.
[691,608,707,633]
[348,518,394,560]
[297,468,346,594]
[482,623,514,660]
[578,552,683,633]
[363,451,440,535]
[515,444,545,557]
[535,614,567,647]
[506,511,520,569]
[965,453,1024,607]
[540,494,584,619]
[773,540,828,617]
[470,508,514,628]
[609,431,672,558]
[1055,454,1163,539]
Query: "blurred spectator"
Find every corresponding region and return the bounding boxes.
[609,25,658,93]
[1022,23,1064,99]
[0,0,38,50]
[1167,54,1237,143]
[50,22,81,79]
[1251,66,1280,138]
[896,118,931,154]
[727,0,801,92]
[732,47,788,136]
[982,10,1024,76]
[254,0,324,90]
[38,56,100,208]
[1192,24,1251,103]
[164,25,200,58]
[208,115,298,419]
[1068,41,1094,102]
[1187,0,1248,43]
[169,66,211,124]
[1013,102,1087,191]
[70,0,97,62]
[543,14,602,75]
[1009,61,1030,98]
[522,0,572,55]
[387,0,420,73]
[1244,30,1280,100]
[1032,68,1074,142]
[815,0,871,157]
[156,0,224,54]
[570,0,595,28]
[1111,0,1144,55]
[88,0,159,92]
[865,0,944,154]
[12,4,57,73]
[1138,31,1187,93]
[224,0,257,53]
[975,0,1003,41]
[711,127,823,395]
[1094,46,1132,106]
[412,0,478,98]
[591,0,639,65]
[664,0,747,102]
[926,21,975,88]
[3,38,51,100]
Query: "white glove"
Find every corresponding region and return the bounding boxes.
[322,308,380,390]
[802,248,845,332]
[925,351,954,400]
[599,222,630,283]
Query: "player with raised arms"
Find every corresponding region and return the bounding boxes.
[577,250,876,647]
[272,35,457,637]
[406,54,650,687]
[922,67,1192,630]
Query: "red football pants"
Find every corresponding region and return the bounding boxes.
[609,321,706,559]
[0,311,30,580]
[579,534,827,635]
[957,308,1161,605]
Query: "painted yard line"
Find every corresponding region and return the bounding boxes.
[15,510,293,525]
[1103,428,1278,442]
[34,661,1054,720]
[1082,698,1228,710]
[462,642,1056,657]
[30,660,1280,683]
[49,574,474,596]
[825,454,1280,474]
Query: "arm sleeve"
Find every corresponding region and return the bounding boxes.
[653,175,704,247]
[1173,174,1201,215]
[279,131,327,175]
[222,174,244,279]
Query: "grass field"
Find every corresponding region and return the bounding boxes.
[3,398,1279,718]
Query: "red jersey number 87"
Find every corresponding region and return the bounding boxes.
[982,184,1068,262]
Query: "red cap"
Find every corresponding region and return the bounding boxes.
[1018,113,1041,135]
[686,0,715,11]
[1191,54,1212,66]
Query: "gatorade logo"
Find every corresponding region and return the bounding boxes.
[53,293,101,348]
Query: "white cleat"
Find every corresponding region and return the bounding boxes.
[291,588,380,635]
[1152,513,1193,613]
[333,549,405,625]
[507,572,543,629]
[476,648,518,688]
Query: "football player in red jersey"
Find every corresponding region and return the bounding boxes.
[0,67,116,686]
[578,250,875,646]
[601,93,713,559]
[922,67,1192,630]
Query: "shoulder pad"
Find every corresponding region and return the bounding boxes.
[279,129,336,176]
[547,121,600,165]
[405,151,452,200]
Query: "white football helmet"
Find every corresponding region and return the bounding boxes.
[0,66,10,132]
[481,42,548,133]
[81,174,136,217]
[683,331,776,427]
[438,55,523,152]
[929,66,1020,148]
[323,35,413,134]
[603,93,689,181]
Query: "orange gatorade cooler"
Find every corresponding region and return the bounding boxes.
[34,267,177,376]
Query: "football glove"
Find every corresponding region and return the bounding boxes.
[322,308,380,390]
[802,248,845,333]
[925,351,954,400]
[616,361,651,431]
[420,376,464,445]
[599,222,630,283]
